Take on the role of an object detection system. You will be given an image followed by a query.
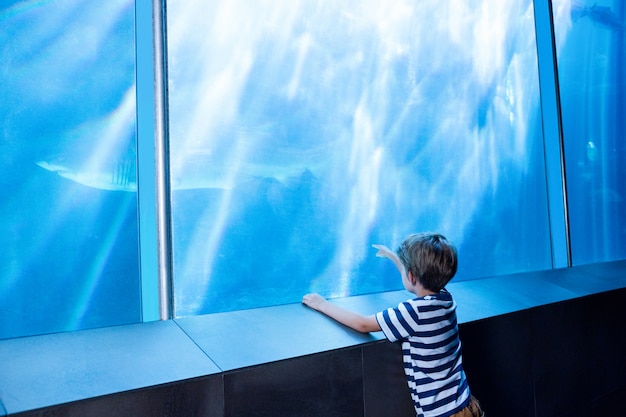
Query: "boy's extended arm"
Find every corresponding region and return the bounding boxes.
[302,293,381,333]
[372,244,407,281]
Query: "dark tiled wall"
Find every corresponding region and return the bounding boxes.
[13,376,223,417]
[462,288,626,417]
[532,290,626,417]
[223,348,364,417]
[11,288,626,417]
[460,309,536,416]
[363,341,414,416]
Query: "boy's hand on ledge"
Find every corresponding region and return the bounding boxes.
[302,293,326,311]
[302,293,381,333]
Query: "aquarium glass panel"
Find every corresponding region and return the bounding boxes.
[552,0,626,264]
[167,0,552,316]
[0,0,140,339]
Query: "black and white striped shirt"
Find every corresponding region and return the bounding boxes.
[376,289,471,417]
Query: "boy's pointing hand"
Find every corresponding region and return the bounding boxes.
[372,244,393,258]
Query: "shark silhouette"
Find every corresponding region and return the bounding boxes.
[36,158,137,191]
[35,81,321,192]
[36,152,319,192]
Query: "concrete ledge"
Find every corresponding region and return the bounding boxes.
[0,321,220,415]
[1,260,625,416]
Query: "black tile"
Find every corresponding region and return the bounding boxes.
[584,290,626,397]
[530,291,626,417]
[460,310,535,417]
[557,386,626,417]
[223,348,363,417]
[532,298,591,417]
[15,376,223,417]
[362,341,414,417]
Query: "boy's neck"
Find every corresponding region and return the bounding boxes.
[417,288,438,297]
[412,281,438,298]
[405,271,438,298]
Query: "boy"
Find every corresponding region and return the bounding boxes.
[302,232,483,417]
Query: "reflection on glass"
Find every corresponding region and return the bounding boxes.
[167,0,552,316]
[552,0,625,264]
[0,0,140,339]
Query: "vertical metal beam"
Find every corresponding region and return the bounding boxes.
[152,0,173,319]
[533,0,572,268]
[136,0,160,322]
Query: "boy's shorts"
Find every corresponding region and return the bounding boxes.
[450,396,484,417]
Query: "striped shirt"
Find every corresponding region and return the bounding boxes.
[375,289,471,417]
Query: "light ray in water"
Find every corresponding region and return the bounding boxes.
[1,174,65,292]
[1,0,139,337]
[174,140,249,316]
[0,0,51,22]
[2,0,134,107]
[69,196,135,328]
[165,0,545,312]
[1,171,105,297]
[325,95,384,298]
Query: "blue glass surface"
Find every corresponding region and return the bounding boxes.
[167,0,553,316]
[552,0,626,264]
[0,0,140,339]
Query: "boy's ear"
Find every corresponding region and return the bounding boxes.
[408,270,417,285]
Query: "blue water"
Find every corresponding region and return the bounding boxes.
[166,0,552,316]
[554,0,626,263]
[0,0,140,339]
[0,0,623,339]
